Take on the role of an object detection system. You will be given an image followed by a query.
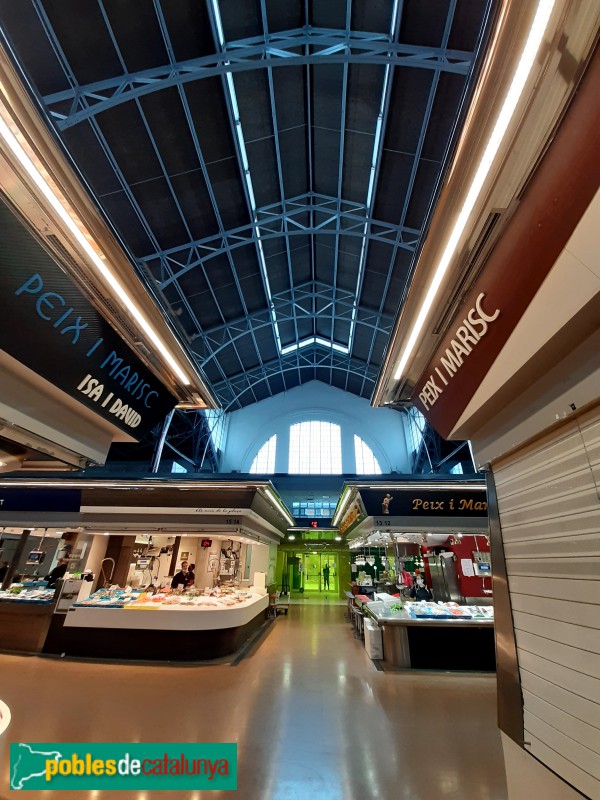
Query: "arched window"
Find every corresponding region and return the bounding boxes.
[249,434,277,473]
[354,435,382,474]
[288,421,342,474]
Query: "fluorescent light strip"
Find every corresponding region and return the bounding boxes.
[348,1,398,353]
[210,0,284,354]
[0,479,262,490]
[332,489,352,527]
[281,336,349,356]
[211,0,365,360]
[0,114,190,386]
[394,0,556,380]
[264,487,294,526]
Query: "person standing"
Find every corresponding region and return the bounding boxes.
[322,563,330,591]
[185,564,196,588]
[46,558,68,588]
[171,561,190,590]
[410,577,433,601]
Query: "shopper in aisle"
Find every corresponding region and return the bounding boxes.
[410,577,433,601]
[171,561,191,590]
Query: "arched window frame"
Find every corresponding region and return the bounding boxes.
[249,434,277,474]
[353,434,383,474]
[288,420,342,474]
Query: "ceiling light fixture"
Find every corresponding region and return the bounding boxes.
[332,490,352,527]
[393,0,556,381]
[335,536,342,542]
[264,488,294,527]
[0,113,191,386]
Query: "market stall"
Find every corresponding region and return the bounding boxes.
[0,584,59,653]
[0,478,290,661]
[51,586,269,660]
[364,599,495,671]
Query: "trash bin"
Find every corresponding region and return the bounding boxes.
[364,619,383,660]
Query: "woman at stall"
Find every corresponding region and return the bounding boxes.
[409,577,433,602]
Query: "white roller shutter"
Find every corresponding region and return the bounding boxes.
[493,405,600,800]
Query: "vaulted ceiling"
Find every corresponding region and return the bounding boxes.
[0,0,493,410]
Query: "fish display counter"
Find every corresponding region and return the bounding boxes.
[53,586,269,661]
[364,600,495,671]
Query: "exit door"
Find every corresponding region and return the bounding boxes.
[299,553,338,593]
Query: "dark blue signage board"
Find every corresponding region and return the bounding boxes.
[0,489,81,513]
[0,200,177,437]
[360,487,488,519]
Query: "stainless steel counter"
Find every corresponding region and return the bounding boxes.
[363,602,495,670]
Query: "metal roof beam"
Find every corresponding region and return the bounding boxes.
[259,0,301,383]
[31,0,251,407]
[364,0,460,399]
[145,199,420,290]
[305,0,316,329]
[151,0,268,393]
[213,347,379,410]
[347,0,402,366]
[199,280,394,334]
[329,0,352,380]
[207,0,282,378]
[193,306,394,367]
[42,29,474,129]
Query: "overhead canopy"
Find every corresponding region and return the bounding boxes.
[0,0,493,410]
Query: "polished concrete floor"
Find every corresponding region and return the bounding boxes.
[0,603,507,800]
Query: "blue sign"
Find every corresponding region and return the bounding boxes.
[0,489,80,513]
[0,199,176,437]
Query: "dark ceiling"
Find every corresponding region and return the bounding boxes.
[0,0,493,410]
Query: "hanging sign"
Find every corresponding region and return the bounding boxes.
[360,487,488,519]
[0,200,176,437]
[410,59,600,439]
[0,488,81,512]
[413,293,500,413]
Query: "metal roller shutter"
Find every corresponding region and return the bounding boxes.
[493,405,600,800]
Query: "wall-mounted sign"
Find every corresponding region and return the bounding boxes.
[0,488,81,512]
[360,488,488,519]
[414,293,500,413]
[339,503,362,534]
[80,506,245,517]
[410,66,599,439]
[0,200,176,438]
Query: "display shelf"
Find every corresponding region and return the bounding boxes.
[65,593,268,631]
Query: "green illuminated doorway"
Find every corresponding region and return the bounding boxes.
[298,553,338,593]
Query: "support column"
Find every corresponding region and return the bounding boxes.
[275,427,289,473]
[2,529,31,590]
[341,425,355,473]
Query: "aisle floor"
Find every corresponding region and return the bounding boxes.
[0,603,507,800]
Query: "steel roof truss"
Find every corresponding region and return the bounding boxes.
[44,29,474,130]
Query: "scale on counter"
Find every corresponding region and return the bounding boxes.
[26,550,46,565]
[472,551,492,577]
